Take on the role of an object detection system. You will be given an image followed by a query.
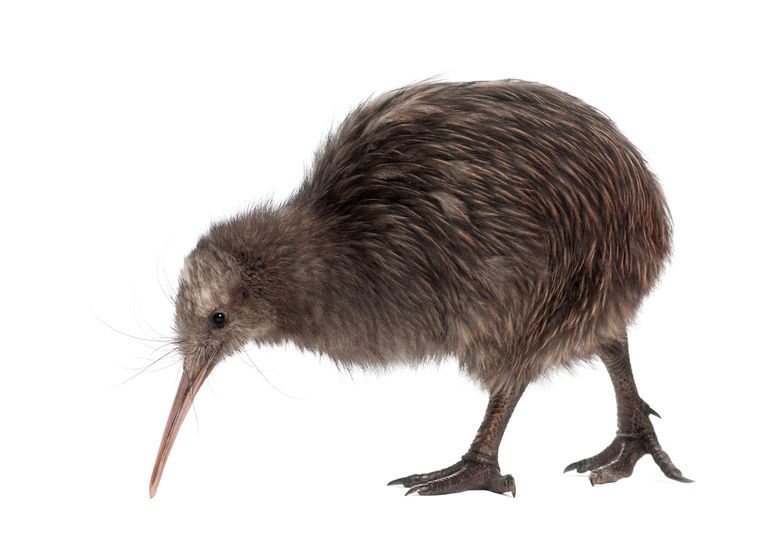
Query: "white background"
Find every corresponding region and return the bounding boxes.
[1,1,761,534]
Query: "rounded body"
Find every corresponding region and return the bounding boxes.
[152,80,682,497]
[285,80,671,391]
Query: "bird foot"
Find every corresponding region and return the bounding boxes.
[388,453,516,496]
[564,431,692,485]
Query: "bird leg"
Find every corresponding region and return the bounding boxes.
[564,334,692,484]
[389,384,526,496]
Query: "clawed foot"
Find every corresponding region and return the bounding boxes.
[564,431,692,485]
[388,454,516,496]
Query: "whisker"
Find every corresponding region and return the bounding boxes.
[118,358,180,374]
[132,293,170,342]
[116,347,181,386]
[157,239,177,306]
[145,340,179,357]
[241,348,304,400]
[93,310,173,344]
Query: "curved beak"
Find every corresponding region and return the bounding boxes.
[149,363,214,498]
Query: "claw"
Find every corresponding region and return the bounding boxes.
[643,400,662,419]
[507,476,516,497]
[563,462,578,473]
[589,469,607,486]
[406,485,430,496]
[651,446,692,484]
[563,460,590,474]
[665,471,694,484]
[387,478,406,487]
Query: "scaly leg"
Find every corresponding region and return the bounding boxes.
[389,383,526,496]
[565,334,692,484]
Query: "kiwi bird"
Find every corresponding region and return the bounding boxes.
[148,79,690,498]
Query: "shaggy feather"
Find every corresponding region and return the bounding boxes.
[175,79,671,394]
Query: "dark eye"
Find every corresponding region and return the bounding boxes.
[210,311,227,328]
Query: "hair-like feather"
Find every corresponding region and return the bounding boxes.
[178,79,671,394]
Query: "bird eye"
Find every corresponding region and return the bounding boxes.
[210,311,227,328]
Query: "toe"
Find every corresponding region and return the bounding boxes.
[394,460,514,496]
[489,474,516,497]
[388,461,464,488]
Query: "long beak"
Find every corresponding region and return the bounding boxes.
[149,363,214,498]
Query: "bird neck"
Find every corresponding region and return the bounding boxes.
[232,203,335,343]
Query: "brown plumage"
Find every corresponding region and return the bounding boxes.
[149,79,689,498]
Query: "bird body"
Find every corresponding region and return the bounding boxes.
[149,80,688,498]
